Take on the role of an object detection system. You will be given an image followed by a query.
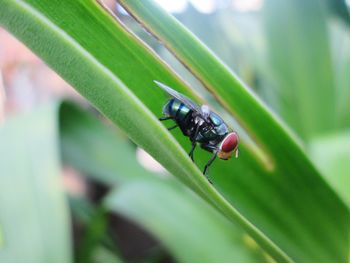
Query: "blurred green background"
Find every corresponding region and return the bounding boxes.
[0,0,349,262]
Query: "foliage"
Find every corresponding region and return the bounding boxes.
[0,0,349,262]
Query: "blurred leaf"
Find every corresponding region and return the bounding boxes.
[69,196,123,262]
[309,131,350,208]
[330,22,350,128]
[1,1,349,262]
[324,0,350,25]
[60,103,153,185]
[0,105,71,263]
[0,0,207,200]
[76,204,109,263]
[106,179,264,263]
[263,0,335,139]
[175,6,246,77]
[60,102,264,263]
[92,246,124,263]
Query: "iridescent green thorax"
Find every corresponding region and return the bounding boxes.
[209,112,223,126]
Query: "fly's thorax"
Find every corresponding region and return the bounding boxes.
[198,125,218,142]
[208,111,229,135]
[194,115,204,126]
[197,119,227,142]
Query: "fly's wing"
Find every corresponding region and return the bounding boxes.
[154,80,201,113]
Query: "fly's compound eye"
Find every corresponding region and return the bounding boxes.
[221,132,239,153]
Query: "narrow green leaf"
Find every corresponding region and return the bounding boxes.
[324,0,350,25]
[0,0,203,191]
[0,1,285,261]
[331,22,350,128]
[309,131,350,208]
[60,102,264,263]
[92,247,124,263]
[60,103,153,185]
[263,0,335,139]
[106,179,264,263]
[1,1,349,262]
[117,1,350,262]
[69,196,123,261]
[0,105,71,263]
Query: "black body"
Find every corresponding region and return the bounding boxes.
[155,80,232,183]
[162,98,229,153]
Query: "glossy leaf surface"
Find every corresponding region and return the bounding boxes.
[60,102,263,263]
[0,1,349,262]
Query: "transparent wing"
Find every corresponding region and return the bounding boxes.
[154,80,201,113]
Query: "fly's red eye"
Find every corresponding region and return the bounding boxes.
[221,132,238,153]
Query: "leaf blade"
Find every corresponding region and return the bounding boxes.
[0,1,282,260]
[61,102,265,263]
[0,105,71,263]
[1,1,349,262]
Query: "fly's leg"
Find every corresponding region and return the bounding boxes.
[188,142,196,162]
[159,116,178,130]
[203,152,218,184]
[188,124,201,162]
[203,152,218,175]
[167,124,178,130]
[159,116,172,121]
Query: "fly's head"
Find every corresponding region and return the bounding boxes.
[217,132,239,160]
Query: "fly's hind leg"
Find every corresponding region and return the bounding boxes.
[159,116,178,131]
[167,124,178,130]
[159,116,172,121]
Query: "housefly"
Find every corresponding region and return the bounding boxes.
[155,80,239,183]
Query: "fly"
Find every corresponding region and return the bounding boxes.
[155,80,239,183]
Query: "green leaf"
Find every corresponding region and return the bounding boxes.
[263,0,335,139]
[92,247,124,263]
[0,105,71,263]
[331,22,350,128]
[68,196,124,262]
[60,102,264,263]
[118,1,350,262]
[324,0,350,25]
[76,204,109,263]
[0,1,282,260]
[309,131,350,208]
[106,179,264,263]
[1,1,349,262]
[60,103,154,185]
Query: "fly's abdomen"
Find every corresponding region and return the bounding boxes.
[163,98,191,121]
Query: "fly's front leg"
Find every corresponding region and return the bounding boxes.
[203,152,218,184]
[200,143,218,184]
